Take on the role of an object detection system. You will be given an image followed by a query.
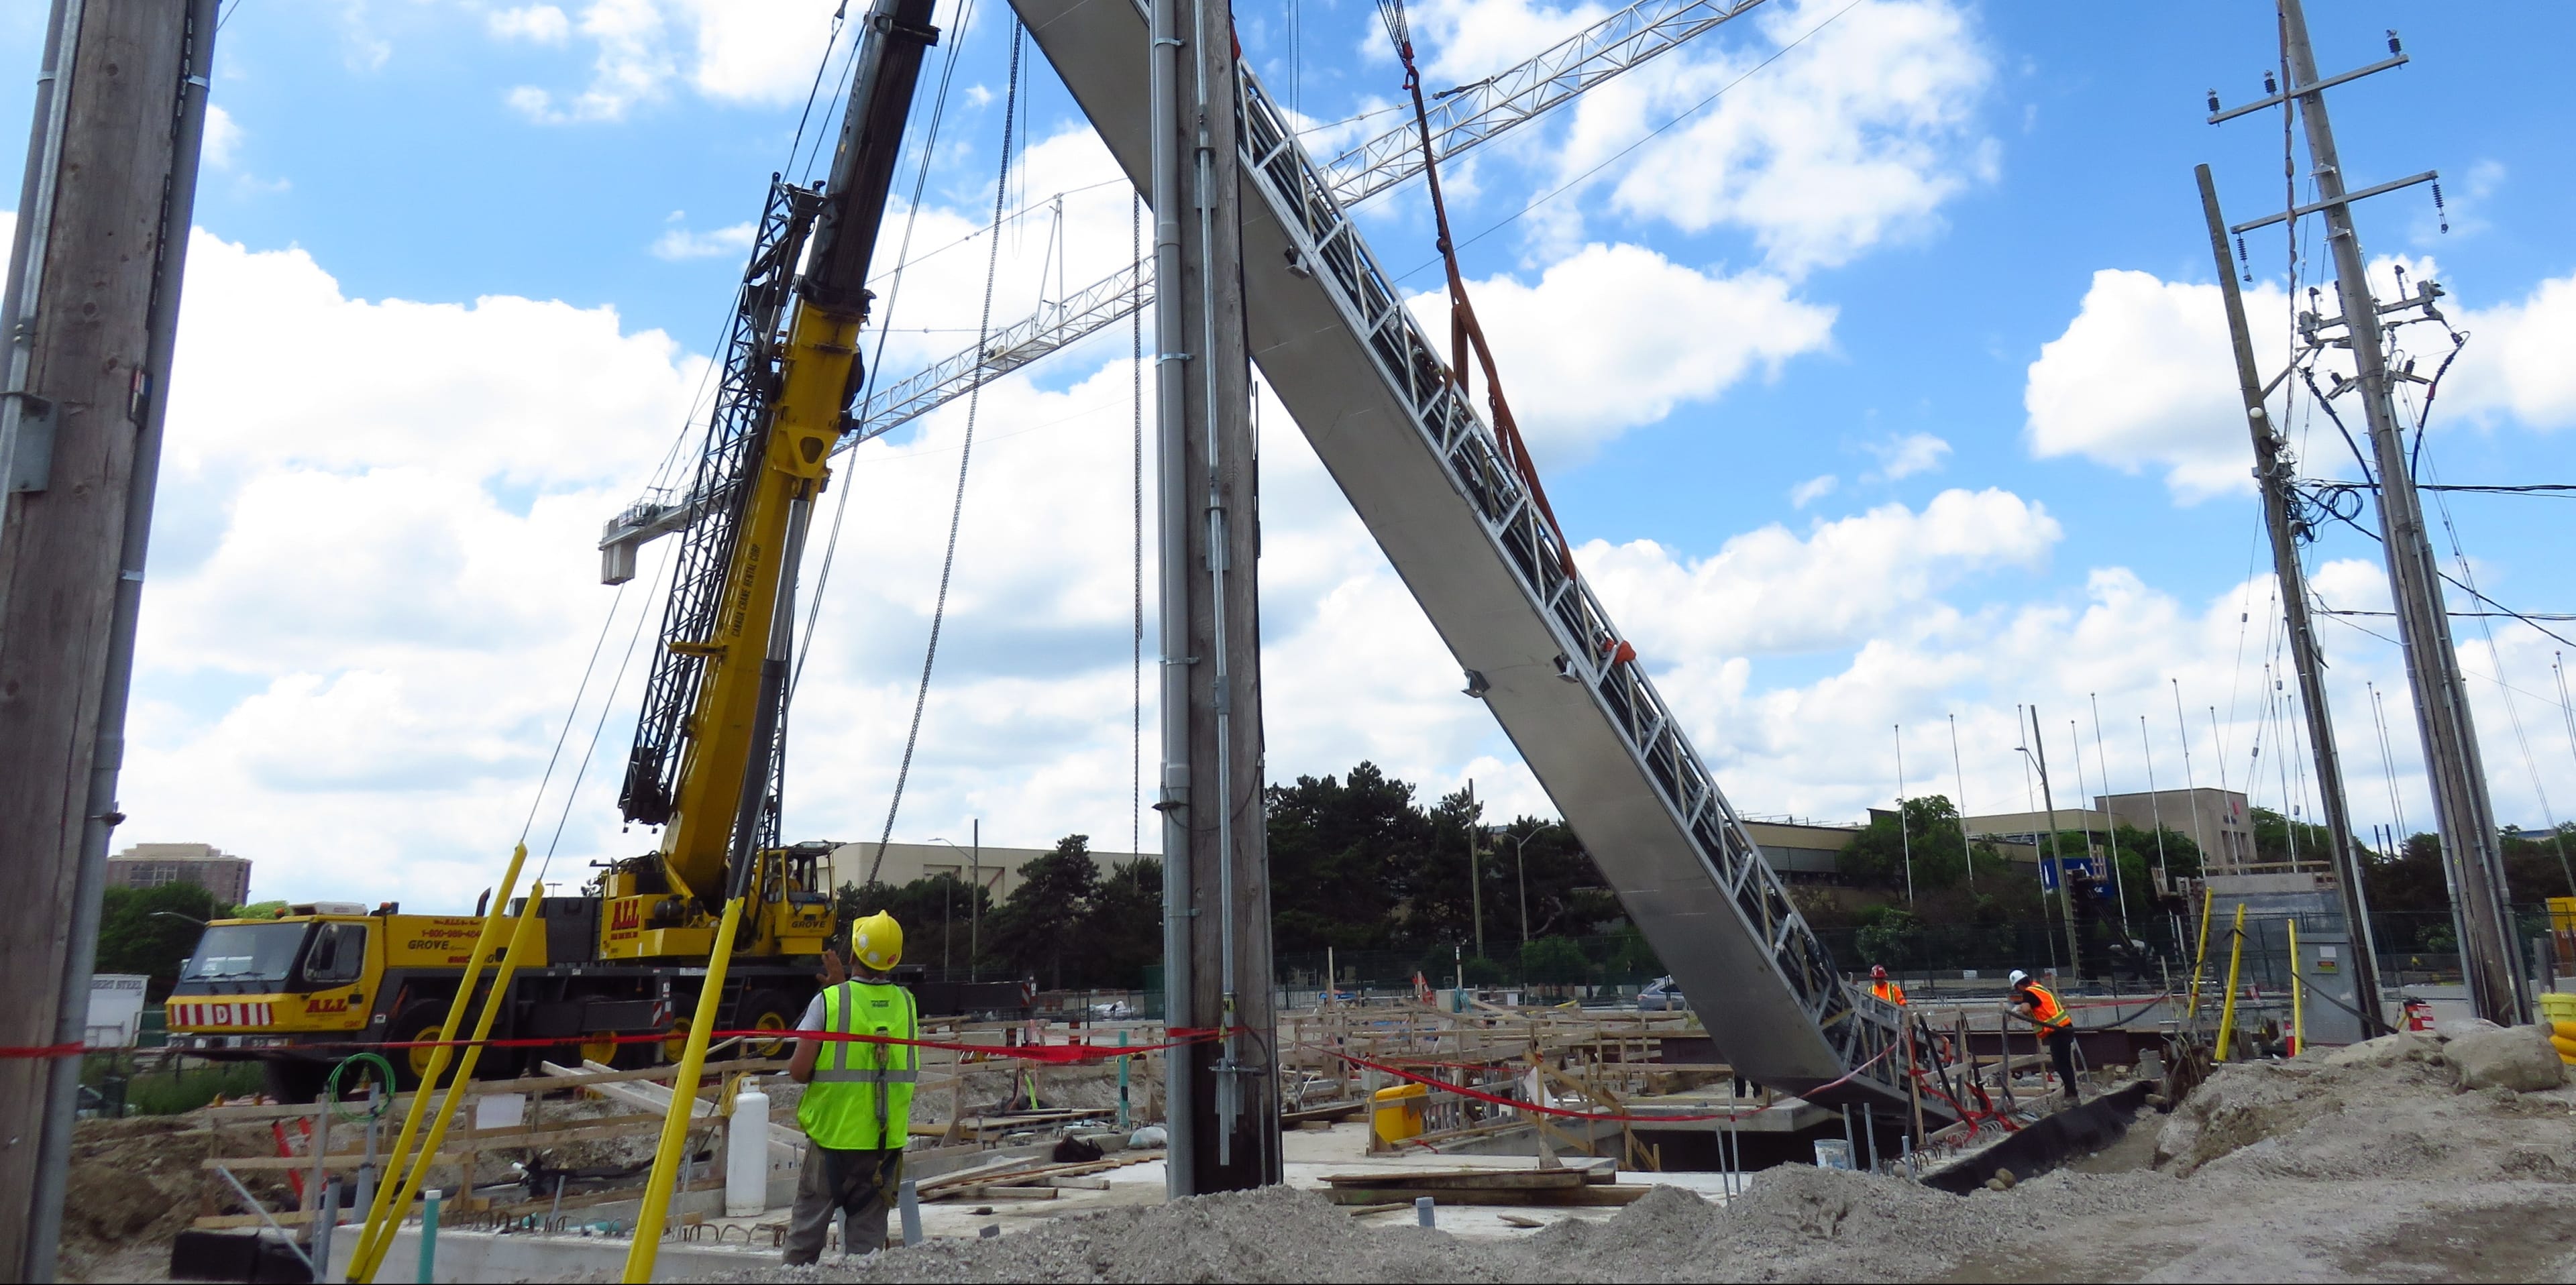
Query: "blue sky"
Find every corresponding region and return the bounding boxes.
[5,0,2572,907]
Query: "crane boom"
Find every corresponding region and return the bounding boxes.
[611,0,939,940]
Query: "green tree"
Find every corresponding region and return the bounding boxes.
[836,874,993,976]
[1081,858,1163,989]
[986,834,1102,989]
[1854,906,1923,970]
[1265,763,1434,954]
[96,883,224,999]
[1519,935,1589,989]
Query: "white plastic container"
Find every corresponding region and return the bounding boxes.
[726,1079,771,1217]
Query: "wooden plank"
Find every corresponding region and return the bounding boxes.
[199,1057,790,1123]
[924,1185,1059,1203]
[1317,1184,1652,1207]
[1317,1168,1587,1190]
[192,1209,323,1231]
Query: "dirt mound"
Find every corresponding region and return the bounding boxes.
[59,1115,221,1280]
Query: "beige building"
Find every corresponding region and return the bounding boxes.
[1739,819,1863,881]
[108,842,252,905]
[1962,787,2256,876]
[828,840,1156,902]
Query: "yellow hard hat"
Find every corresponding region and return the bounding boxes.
[850,911,904,972]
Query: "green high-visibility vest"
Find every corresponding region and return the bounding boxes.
[798,980,919,1150]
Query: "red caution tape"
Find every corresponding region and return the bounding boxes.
[0,1042,87,1060]
[146,1026,1223,1064]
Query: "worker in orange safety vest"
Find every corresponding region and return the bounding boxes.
[1868,964,1907,1006]
[2007,968,2080,1104]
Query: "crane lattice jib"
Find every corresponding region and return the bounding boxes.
[1010,0,1925,1117]
[618,180,821,837]
[1320,0,1766,207]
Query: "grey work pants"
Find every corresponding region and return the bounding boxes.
[782,1141,903,1264]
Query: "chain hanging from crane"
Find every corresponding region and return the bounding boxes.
[1378,0,1576,577]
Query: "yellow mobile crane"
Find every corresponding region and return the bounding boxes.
[163,0,1007,1097]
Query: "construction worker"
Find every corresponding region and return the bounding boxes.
[2006,968,2079,1105]
[783,911,918,1264]
[1869,964,1907,1006]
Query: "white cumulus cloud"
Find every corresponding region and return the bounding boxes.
[1411,242,1834,463]
[651,219,756,261]
[1864,431,1949,482]
[490,5,574,44]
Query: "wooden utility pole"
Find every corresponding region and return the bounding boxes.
[2194,163,2389,1036]
[0,2,219,1278]
[1150,0,1280,1194]
[2205,0,2520,1025]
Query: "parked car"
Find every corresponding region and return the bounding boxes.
[1638,976,1689,1011]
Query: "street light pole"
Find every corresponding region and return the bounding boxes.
[929,830,979,981]
[1513,825,1556,946]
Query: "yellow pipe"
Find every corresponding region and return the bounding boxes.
[349,883,549,1282]
[623,894,748,1284]
[2185,883,2215,1023]
[345,844,527,1273]
[2289,917,2306,1056]
[2214,903,2249,1062]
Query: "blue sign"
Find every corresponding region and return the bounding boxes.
[2041,854,2098,894]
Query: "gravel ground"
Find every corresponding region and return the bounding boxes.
[59,1031,2576,1282]
[699,1029,2576,1285]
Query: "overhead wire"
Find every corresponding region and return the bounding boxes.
[504,3,878,885]
[2423,453,2576,893]
[793,0,992,708]
[867,15,1025,888]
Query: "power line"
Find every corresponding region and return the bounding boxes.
[2311,480,2576,496]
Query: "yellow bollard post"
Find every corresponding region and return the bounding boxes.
[623,895,749,1284]
[2185,885,2216,1023]
[2214,904,2249,1062]
[2288,919,2305,1057]
[350,883,549,1282]
[346,845,527,1274]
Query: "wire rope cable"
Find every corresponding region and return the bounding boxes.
[539,538,679,880]
[1132,188,1146,859]
[792,0,990,707]
[513,581,632,847]
[867,17,1024,887]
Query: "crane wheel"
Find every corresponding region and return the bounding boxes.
[388,1002,451,1091]
[736,991,799,1060]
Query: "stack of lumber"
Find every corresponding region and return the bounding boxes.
[1315,1164,1648,1208]
[914,1150,1163,1203]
